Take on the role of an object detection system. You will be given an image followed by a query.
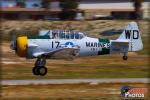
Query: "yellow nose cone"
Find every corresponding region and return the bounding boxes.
[17,36,27,57]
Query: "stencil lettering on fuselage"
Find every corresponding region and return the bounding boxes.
[86,42,110,48]
[98,38,110,55]
[52,41,60,48]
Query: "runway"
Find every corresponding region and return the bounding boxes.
[1,78,150,85]
[79,2,149,9]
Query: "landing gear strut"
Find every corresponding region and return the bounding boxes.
[123,53,128,60]
[32,58,47,76]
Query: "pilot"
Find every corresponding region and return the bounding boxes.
[75,32,79,39]
[52,32,57,39]
[66,33,69,39]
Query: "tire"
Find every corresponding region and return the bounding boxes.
[38,66,48,76]
[32,67,40,75]
[123,56,128,60]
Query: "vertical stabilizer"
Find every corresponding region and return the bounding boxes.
[118,22,143,51]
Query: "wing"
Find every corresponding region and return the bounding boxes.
[32,46,80,59]
[110,39,129,54]
[49,47,80,59]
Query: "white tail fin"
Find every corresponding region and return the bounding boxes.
[118,22,143,51]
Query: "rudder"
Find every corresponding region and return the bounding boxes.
[117,22,143,51]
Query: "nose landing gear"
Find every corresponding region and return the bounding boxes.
[32,58,47,76]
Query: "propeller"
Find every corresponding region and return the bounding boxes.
[10,32,17,52]
[10,28,29,56]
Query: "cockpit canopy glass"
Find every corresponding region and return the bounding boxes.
[45,30,85,39]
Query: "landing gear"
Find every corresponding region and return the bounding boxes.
[32,67,39,75]
[32,58,48,76]
[123,53,128,60]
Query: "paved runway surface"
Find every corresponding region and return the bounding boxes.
[1,78,149,85]
[79,2,149,9]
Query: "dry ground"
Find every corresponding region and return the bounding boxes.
[0,20,149,79]
[1,43,149,80]
[1,83,149,99]
[1,20,149,39]
[1,20,149,55]
[0,19,149,100]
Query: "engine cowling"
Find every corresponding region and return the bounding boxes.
[16,36,27,57]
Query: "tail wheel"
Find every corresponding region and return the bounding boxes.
[38,66,47,76]
[123,56,128,60]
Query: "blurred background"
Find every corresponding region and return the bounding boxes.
[0,0,149,20]
[0,0,149,99]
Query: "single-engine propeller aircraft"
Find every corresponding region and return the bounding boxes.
[10,22,143,76]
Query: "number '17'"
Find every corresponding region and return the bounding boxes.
[52,41,60,48]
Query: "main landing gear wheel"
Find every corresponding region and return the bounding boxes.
[32,66,48,76]
[32,67,39,75]
[38,66,47,76]
[123,56,128,60]
[33,58,48,76]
